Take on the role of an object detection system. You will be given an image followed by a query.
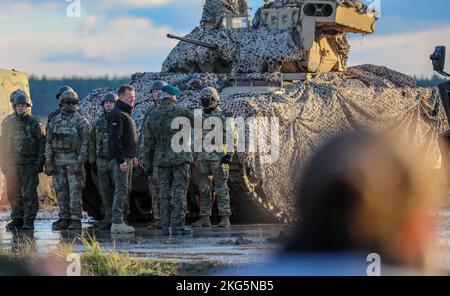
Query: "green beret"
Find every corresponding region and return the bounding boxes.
[162,85,181,96]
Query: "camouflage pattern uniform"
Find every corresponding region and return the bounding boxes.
[0,93,45,230]
[45,90,91,226]
[142,86,194,234]
[194,87,237,227]
[89,112,114,224]
[138,81,167,224]
[139,104,160,220]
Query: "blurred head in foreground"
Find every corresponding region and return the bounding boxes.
[287,131,442,272]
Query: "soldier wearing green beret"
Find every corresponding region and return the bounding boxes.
[142,84,194,235]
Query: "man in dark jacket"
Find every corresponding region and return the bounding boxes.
[108,85,138,234]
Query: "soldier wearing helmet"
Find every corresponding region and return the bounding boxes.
[89,92,118,230]
[192,87,237,228]
[138,81,167,230]
[0,91,46,231]
[45,89,91,231]
[47,86,74,126]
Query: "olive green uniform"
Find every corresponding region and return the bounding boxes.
[142,98,194,230]
[138,105,160,220]
[89,113,114,222]
[196,106,237,217]
[0,113,46,221]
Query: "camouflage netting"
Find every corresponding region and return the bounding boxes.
[79,65,448,223]
[163,0,367,74]
[162,26,307,74]
[201,0,249,26]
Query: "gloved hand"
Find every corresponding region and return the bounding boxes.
[33,163,44,174]
[44,162,55,176]
[146,168,153,177]
[221,154,232,165]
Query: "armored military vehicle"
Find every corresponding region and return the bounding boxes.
[80,0,447,223]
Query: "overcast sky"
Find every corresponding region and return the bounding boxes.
[0,0,449,78]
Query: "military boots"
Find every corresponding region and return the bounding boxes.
[52,219,70,230]
[6,219,24,231]
[111,223,135,234]
[67,220,82,230]
[218,216,231,228]
[192,216,211,228]
[22,219,35,231]
[172,227,193,235]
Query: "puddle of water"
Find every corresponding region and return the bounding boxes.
[0,213,286,265]
[1,210,449,268]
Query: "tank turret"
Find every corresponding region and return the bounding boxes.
[163,0,377,77]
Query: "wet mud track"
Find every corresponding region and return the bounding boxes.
[0,212,287,265]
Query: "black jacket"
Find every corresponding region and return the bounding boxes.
[108,100,138,163]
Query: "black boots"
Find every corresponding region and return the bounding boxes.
[67,220,82,230]
[22,219,35,231]
[172,227,193,235]
[52,219,70,230]
[6,219,24,231]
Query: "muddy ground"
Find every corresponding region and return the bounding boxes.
[0,211,288,270]
[1,210,449,274]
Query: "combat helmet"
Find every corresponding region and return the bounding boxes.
[13,92,33,107]
[56,85,74,100]
[102,93,118,105]
[10,89,27,104]
[151,80,168,91]
[60,89,79,103]
[200,87,220,111]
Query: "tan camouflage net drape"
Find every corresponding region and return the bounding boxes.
[80,65,447,222]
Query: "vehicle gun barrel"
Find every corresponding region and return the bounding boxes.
[167,34,219,50]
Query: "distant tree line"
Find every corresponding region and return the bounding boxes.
[28,75,447,118]
[415,75,448,87]
[29,76,130,118]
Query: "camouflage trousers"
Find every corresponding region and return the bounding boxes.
[97,165,114,223]
[158,163,190,229]
[196,160,231,217]
[4,165,39,220]
[111,159,132,224]
[53,163,85,220]
[148,166,160,220]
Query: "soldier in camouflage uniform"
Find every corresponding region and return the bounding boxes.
[45,90,91,231]
[89,93,117,230]
[0,89,28,136]
[139,81,167,229]
[45,86,74,176]
[0,92,46,231]
[142,84,194,235]
[192,87,237,228]
[47,86,74,126]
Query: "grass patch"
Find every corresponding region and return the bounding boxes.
[1,234,219,276]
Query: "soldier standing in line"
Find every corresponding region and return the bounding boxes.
[0,92,46,231]
[47,86,74,126]
[45,86,74,177]
[192,87,237,228]
[45,90,91,231]
[142,84,194,235]
[89,93,118,230]
[139,80,167,230]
